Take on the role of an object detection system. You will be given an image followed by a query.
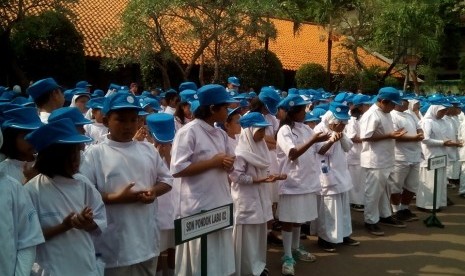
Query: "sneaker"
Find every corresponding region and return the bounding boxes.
[292,246,317,262]
[365,223,384,236]
[379,216,406,228]
[267,232,283,246]
[260,267,269,276]
[281,256,296,276]
[351,204,364,212]
[342,236,360,246]
[395,209,418,222]
[318,237,336,252]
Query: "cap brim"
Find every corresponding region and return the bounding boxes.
[334,114,351,121]
[57,135,93,144]
[392,100,403,106]
[152,132,174,143]
[3,123,42,130]
[252,122,272,128]
[75,118,93,125]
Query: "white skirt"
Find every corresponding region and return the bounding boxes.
[278,193,318,223]
[233,224,267,276]
[348,164,365,205]
[416,167,447,209]
[160,229,175,252]
[315,192,352,243]
[175,228,235,276]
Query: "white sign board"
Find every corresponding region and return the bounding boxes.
[428,155,447,170]
[175,204,233,245]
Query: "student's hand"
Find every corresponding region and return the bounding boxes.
[156,143,172,160]
[414,133,424,141]
[443,140,462,147]
[62,212,76,229]
[139,190,156,204]
[22,162,39,184]
[311,132,330,143]
[222,155,236,171]
[212,153,235,171]
[390,128,407,139]
[71,207,95,230]
[330,132,343,142]
[133,126,149,141]
[109,183,145,203]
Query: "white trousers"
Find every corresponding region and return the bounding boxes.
[417,167,447,209]
[233,224,267,276]
[316,192,352,243]
[363,168,393,224]
[348,164,365,205]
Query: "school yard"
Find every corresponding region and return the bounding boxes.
[266,190,465,276]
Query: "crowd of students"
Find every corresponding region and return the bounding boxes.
[1,76,464,276]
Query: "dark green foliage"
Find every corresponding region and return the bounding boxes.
[11,11,85,86]
[295,63,328,89]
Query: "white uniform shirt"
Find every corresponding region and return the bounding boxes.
[359,104,395,169]
[230,156,273,225]
[443,115,459,162]
[345,116,361,165]
[39,112,50,123]
[391,110,422,163]
[164,106,176,115]
[81,138,173,268]
[84,123,108,144]
[0,174,44,276]
[0,158,32,183]
[170,119,234,217]
[421,116,448,167]
[25,174,106,276]
[276,122,321,195]
[314,123,354,195]
[459,119,465,161]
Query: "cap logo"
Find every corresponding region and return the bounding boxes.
[342,101,347,105]
[335,107,342,112]
[289,101,295,106]
[193,94,198,99]
[127,96,135,103]
[399,92,403,96]
[230,92,235,96]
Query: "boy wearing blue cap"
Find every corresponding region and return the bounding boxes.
[146,113,177,276]
[313,103,359,252]
[164,90,180,115]
[170,84,237,275]
[83,97,109,144]
[359,87,407,235]
[81,92,173,275]
[27,78,65,123]
[0,132,44,276]
[24,118,106,275]
[230,112,286,276]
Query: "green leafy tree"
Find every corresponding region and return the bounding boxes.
[11,11,85,86]
[295,63,328,89]
[0,0,76,87]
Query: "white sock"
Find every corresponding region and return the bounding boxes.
[282,231,293,258]
[292,227,301,250]
[391,204,400,212]
[400,204,410,210]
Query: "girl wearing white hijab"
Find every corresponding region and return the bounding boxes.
[417,104,461,210]
[406,99,422,123]
[230,112,285,276]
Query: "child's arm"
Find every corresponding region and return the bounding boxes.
[101,183,145,204]
[288,132,329,161]
[173,153,235,177]
[42,213,75,240]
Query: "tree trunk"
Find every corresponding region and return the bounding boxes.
[327,28,332,91]
[411,67,420,94]
[161,59,171,89]
[199,54,205,86]
[403,65,409,91]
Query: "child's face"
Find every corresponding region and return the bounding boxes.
[211,104,229,123]
[104,109,139,142]
[253,127,266,142]
[92,109,104,123]
[75,96,89,113]
[329,122,346,132]
[16,131,35,162]
[182,103,192,118]
[224,113,241,136]
[294,106,307,122]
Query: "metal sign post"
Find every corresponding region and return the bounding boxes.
[424,155,446,228]
[174,203,234,276]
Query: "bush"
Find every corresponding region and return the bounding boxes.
[295,63,328,89]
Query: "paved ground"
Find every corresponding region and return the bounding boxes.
[266,191,465,276]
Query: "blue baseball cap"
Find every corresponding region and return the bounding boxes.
[63,89,75,102]
[2,107,43,130]
[239,112,271,128]
[179,82,198,92]
[179,89,198,103]
[190,100,200,114]
[288,88,299,95]
[333,92,353,106]
[227,107,241,117]
[352,94,372,106]
[377,87,402,105]
[87,97,105,109]
[0,91,16,102]
[10,96,35,107]
[427,94,451,107]
[197,84,238,106]
[227,76,240,86]
[102,92,142,115]
[248,91,257,99]
[139,97,163,111]
[304,112,320,123]
[311,107,327,119]
[91,89,105,98]
[329,102,350,121]
[259,87,281,115]
[25,118,92,152]
[27,78,61,100]
[108,83,122,91]
[49,107,93,126]
[146,113,175,143]
[277,95,310,111]
[76,80,91,88]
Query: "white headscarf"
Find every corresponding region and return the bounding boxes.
[406,99,422,122]
[420,104,446,129]
[235,126,270,178]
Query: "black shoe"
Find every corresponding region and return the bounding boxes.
[395,209,418,222]
[318,237,336,252]
[260,267,269,276]
[364,223,384,236]
[459,193,465,198]
[342,236,360,246]
[267,232,283,246]
[272,220,282,231]
[447,197,455,206]
[351,204,364,212]
[379,216,406,228]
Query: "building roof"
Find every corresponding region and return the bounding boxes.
[71,0,392,73]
